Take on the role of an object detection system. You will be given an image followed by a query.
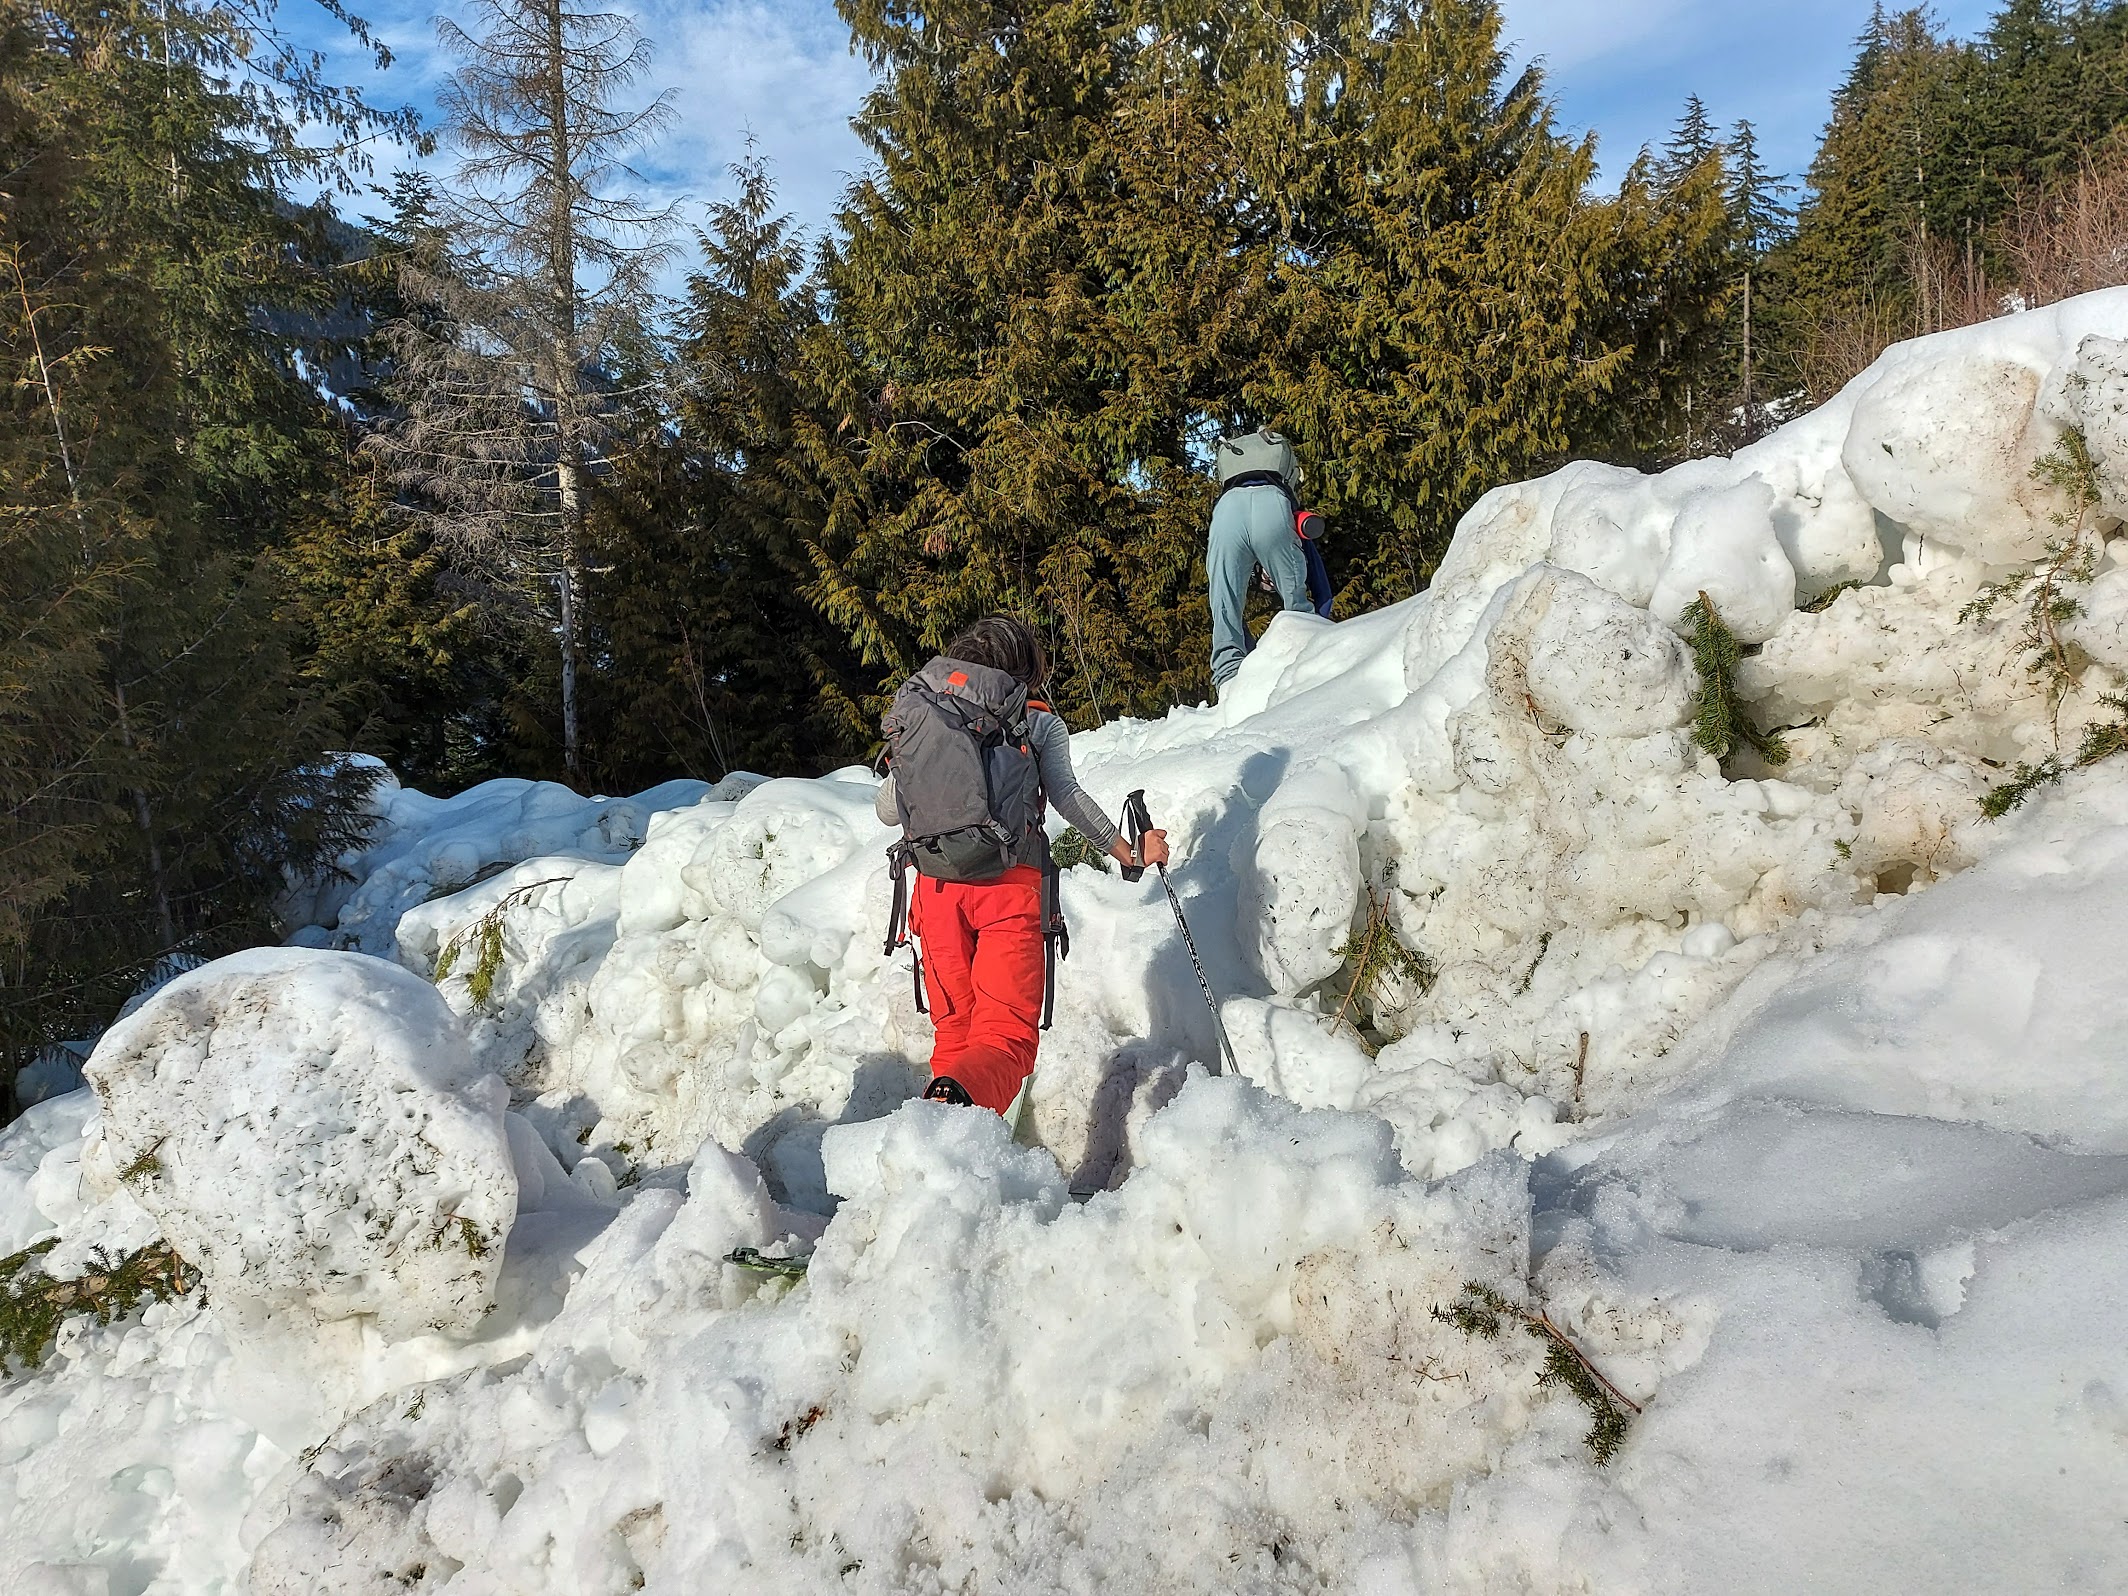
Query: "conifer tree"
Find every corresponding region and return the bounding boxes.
[1600,98,1739,461]
[0,0,403,1081]
[367,0,676,781]
[583,157,870,782]
[1778,6,1961,393]
[809,0,1727,708]
[808,0,1203,716]
[1273,0,1639,582]
[1725,119,1793,431]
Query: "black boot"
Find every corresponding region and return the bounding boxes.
[922,1075,973,1106]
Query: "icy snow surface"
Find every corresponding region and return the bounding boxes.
[11,294,2128,1591]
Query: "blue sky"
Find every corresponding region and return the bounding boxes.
[308,0,2008,242]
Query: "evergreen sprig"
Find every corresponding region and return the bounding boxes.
[1432,1282,1640,1467]
[431,876,572,1008]
[1682,591,1789,767]
[1981,694,2128,818]
[1050,828,1111,874]
[1331,886,1435,1038]
[0,1238,199,1376]
[1967,431,2125,819]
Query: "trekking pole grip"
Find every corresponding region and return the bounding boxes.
[1120,789,1151,883]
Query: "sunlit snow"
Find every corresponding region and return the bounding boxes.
[9,294,2128,1593]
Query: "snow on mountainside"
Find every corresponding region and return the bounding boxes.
[9,295,2128,1593]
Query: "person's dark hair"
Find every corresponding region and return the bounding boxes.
[943,615,1049,689]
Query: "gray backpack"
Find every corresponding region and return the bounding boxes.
[1215,427,1300,489]
[881,657,1044,882]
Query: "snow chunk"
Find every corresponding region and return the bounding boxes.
[84,948,516,1340]
[1648,477,1797,645]
[2065,561,2128,672]
[1222,996,1375,1109]
[1842,349,2063,564]
[0,1088,96,1255]
[1232,762,1365,995]
[2063,333,2128,518]
[1522,567,1693,735]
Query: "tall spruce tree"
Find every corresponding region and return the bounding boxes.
[1776,5,1961,393]
[809,0,1732,711]
[1726,118,1795,432]
[583,157,870,783]
[1599,97,1738,461]
[367,0,676,781]
[0,0,403,1087]
[1270,0,1645,581]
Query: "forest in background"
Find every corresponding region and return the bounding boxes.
[5,0,2128,1089]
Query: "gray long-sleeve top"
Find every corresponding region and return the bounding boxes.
[874,708,1123,856]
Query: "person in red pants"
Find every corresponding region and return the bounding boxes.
[876,617,1168,1114]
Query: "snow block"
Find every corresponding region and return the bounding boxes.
[1521,567,1694,736]
[1649,477,1797,645]
[1233,762,1366,996]
[2066,333,2128,519]
[84,947,516,1340]
[1842,349,2064,564]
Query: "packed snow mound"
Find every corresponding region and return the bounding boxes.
[9,293,2128,1593]
[249,1082,1655,1596]
[85,948,517,1341]
[283,768,755,956]
[278,293,2128,1203]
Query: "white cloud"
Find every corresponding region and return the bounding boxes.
[626,0,874,240]
[1498,0,1695,73]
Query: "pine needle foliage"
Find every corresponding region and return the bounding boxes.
[1682,591,1789,767]
[808,0,1737,715]
[0,1238,199,1376]
[434,1213,491,1260]
[1980,756,2066,817]
[581,155,873,781]
[1962,428,2103,688]
[431,876,571,1009]
[0,0,394,1088]
[1331,886,1435,1036]
[1964,428,2128,817]
[1432,1282,1638,1466]
[1980,694,2128,816]
[1769,4,2128,399]
[1800,580,1861,614]
[1050,828,1111,874]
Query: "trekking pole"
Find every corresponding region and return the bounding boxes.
[1122,790,1241,1077]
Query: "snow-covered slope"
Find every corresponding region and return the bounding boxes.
[11,294,2128,1593]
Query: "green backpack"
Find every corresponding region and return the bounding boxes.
[1215,427,1300,490]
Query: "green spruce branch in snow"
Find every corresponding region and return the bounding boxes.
[433,1213,493,1261]
[1683,591,1789,768]
[1,1238,199,1376]
[1331,885,1436,1040]
[1050,828,1111,874]
[1962,429,2128,816]
[431,877,574,1008]
[1434,1282,1640,1466]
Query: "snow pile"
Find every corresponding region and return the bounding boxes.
[248,1084,1651,1594]
[285,770,747,956]
[7,292,2128,1591]
[86,949,517,1341]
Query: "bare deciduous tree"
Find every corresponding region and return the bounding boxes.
[369,0,675,779]
[2006,144,2128,310]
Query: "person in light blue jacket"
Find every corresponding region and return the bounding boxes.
[1208,426,1315,689]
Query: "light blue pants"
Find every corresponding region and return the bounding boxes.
[1209,485,1312,687]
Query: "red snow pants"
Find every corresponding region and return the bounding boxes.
[910,864,1044,1114]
